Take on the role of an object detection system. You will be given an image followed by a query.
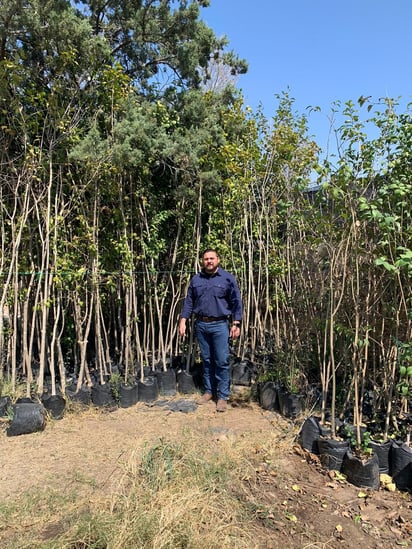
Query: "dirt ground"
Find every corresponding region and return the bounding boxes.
[0,391,411,548]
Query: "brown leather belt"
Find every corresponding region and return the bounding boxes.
[196,315,227,323]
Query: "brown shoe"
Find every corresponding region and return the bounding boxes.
[196,393,213,405]
[216,399,227,412]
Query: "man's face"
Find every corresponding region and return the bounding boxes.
[202,251,220,274]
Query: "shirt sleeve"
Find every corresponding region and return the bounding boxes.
[180,279,194,319]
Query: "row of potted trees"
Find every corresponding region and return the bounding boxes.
[1,355,256,435]
[258,379,412,492]
[1,360,201,436]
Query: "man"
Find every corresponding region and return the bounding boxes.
[179,249,243,412]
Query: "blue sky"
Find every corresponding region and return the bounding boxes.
[200,0,412,156]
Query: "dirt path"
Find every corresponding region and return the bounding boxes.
[0,398,280,499]
[0,396,411,548]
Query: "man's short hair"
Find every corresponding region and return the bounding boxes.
[202,248,219,258]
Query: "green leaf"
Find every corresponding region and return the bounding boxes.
[375,257,397,272]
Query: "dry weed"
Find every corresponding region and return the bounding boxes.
[44,427,294,549]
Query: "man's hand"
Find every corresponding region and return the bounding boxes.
[230,325,240,339]
[179,318,187,338]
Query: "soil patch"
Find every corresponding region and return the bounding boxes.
[0,395,411,548]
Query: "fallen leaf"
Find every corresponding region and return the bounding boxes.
[397,515,406,524]
[380,473,392,485]
[334,471,347,481]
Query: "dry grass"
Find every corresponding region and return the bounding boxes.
[0,422,294,549]
[61,429,289,548]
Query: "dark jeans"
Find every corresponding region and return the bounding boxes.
[195,319,230,400]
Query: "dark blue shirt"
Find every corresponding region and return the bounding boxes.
[180,267,242,321]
